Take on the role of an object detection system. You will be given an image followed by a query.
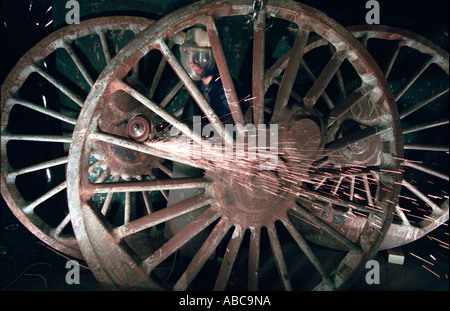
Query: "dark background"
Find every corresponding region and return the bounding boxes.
[1,0,448,84]
[0,0,448,292]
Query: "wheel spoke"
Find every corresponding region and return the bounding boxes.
[264,52,288,93]
[402,180,444,214]
[280,216,334,286]
[384,40,404,78]
[331,176,344,196]
[205,16,245,126]
[53,213,72,238]
[100,188,116,216]
[124,186,132,224]
[114,80,202,144]
[96,29,111,63]
[301,59,335,109]
[362,175,374,207]
[147,170,169,200]
[252,9,266,125]
[400,88,449,119]
[313,177,327,190]
[159,81,184,108]
[30,64,85,107]
[248,227,260,291]
[308,166,381,180]
[173,218,232,290]
[141,208,222,275]
[403,161,449,181]
[303,49,348,109]
[87,177,212,194]
[148,42,172,99]
[142,191,154,215]
[349,175,356,201]
[325,125,390,155]
[5,156,68,182]
[158,40,230,144]
[394,57,435,101]
[395,204,411,226]
[88,132,207,169]
[22,181,67,214]
[290,201,360,251]
[272,26,310,122]
[91,167,110,184]
[404,144,449,152]
[62,41,95,87]
[157,162,173,178]
[214,225,244,290]
[327,84,374,127]
[402,118,448,134]
[267,223,292,290]
[334,63,347,99]
[2,133,72,143]
[112,193,214,240]
[297,187,385,217]
[6,98,78,125]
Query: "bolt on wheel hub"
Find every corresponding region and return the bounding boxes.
[126,115,152,142]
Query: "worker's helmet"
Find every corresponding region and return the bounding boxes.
[180,28,216,81]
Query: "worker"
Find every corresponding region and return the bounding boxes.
[164,26,233,258]
[179,26,233,124]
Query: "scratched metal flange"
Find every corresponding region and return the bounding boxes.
[1,16,153,259]
[67,0,403,290]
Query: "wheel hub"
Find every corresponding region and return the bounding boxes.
[212,162,293,227]
[279,110,323,160]
[93,89,161,178]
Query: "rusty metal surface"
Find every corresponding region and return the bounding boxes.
[1,17,153,259]
[67,0,403,290]
[348,25,448,250]
[3,7,445,291]
[264,25,448,251]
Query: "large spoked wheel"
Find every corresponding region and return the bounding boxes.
[264,25,449,251]
[68,0,403,290]
[348,26,448,249]
[1,17,153,259]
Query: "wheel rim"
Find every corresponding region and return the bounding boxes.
[348,25,448,249]
[68,0,403,290]
[1,17,153,259]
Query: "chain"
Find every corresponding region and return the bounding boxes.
[253,0,266,14]
[245,0,268,24]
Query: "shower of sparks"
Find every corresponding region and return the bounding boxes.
[422,265,441,278]
[143,127,395,215]
[410,252,434,266]
[141,123,447,221]
[89,116,448,246]
[91,104,448,283]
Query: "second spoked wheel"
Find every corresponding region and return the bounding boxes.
[67,0,403,290]
[1,17,153,259]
